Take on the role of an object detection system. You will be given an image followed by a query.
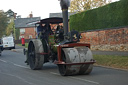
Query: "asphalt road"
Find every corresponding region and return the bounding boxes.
[0,49,128,85]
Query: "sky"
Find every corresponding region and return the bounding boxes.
[0,0,120,19]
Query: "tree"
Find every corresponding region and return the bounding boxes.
[0,10,8,37]
[69,0,112,12]
[6,19,15,36]
[15,28,20,40]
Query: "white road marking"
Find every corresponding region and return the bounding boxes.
[70,77,99,85]
[50,72,99,85]
[0,59,29,69]
[50,72,60,75]
[0,59,7,63]
[0,72,36,85]
[13,64,29,69]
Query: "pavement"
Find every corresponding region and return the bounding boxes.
[11,45,25,53]
[12,49,24,53]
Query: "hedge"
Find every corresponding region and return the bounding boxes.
[69,0,128,31]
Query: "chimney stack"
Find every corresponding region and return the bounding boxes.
[14,13,17,19]
[29,11,33,18]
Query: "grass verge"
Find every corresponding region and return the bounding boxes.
[93,55,128,70]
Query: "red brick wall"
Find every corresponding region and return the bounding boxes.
[80,27,128,51]
[20,27,36,39]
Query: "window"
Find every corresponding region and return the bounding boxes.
[29,35,32,39]
[34,28,36,32]
[19,36,24,40]
[20,28,25,34]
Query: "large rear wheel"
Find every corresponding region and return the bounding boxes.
[28,39,44,70]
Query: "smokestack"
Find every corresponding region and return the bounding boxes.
[60,0,70,40]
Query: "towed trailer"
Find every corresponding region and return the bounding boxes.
[24,0,95,76]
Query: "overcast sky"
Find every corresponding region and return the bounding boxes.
[0,0,119,19]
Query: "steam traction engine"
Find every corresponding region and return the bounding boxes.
[25,0,95,76]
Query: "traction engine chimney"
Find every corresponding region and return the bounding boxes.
[60,0,70,40]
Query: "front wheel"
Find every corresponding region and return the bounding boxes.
[58,50,72,76]
[58,47,94,76]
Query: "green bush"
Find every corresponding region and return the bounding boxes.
[70,0,128,31]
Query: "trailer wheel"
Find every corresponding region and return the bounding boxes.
[28,39,44,70]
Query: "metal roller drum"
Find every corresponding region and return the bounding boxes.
[58,47,93,76]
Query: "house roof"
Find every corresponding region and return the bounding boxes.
[14,17,40,28]
[49,12,76,19]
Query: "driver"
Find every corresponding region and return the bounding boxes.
[36,24,45,38]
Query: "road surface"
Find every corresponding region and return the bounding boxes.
[0,49,128,85]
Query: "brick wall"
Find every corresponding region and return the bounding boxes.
[15,39,30,44]
[20,27,36,39]
[80,27,128,51]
